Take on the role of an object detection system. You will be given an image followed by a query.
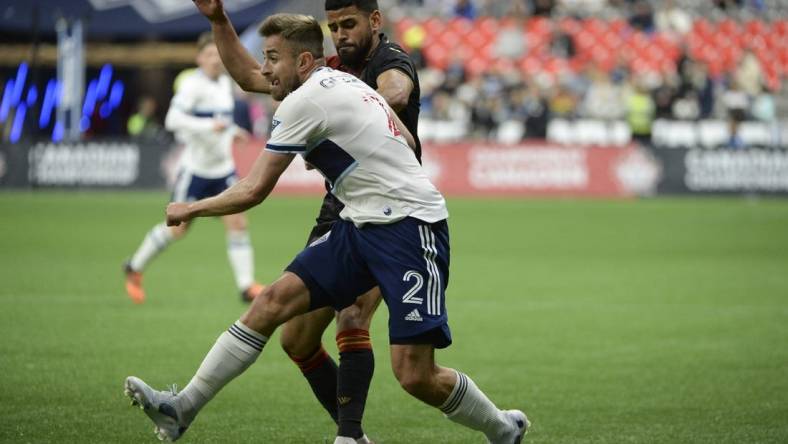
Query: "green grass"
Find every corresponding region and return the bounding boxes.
[1,192,787,443]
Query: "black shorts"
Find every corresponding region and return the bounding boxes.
[305,192,345,247]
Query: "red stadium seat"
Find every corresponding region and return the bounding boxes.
[394,17,786,82]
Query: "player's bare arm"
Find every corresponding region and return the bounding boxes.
[193,0,272,94]
[166,151,294,225]
[376,69,413,113]
[391,107,415,150]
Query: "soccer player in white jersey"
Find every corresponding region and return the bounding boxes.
[123,14,529,443]
[123,32,266,304]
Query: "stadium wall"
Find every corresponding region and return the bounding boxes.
[2,139,788,196]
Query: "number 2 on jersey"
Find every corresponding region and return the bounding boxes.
[402,270,424,304]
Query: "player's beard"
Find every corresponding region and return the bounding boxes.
[272,75,302,101]
[337,31,373,69]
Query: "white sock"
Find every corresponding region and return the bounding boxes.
[440,370,511,441]
[177,320,267,423]
[129,222,175,271]
[226,230,254,291]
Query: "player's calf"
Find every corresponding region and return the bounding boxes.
[391,344,530,443]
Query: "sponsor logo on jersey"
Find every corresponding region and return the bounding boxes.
[404,309,422,322]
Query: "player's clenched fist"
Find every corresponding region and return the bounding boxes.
[165,202,192,226]
[192,0,226,21]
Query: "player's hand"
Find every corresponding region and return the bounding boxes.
[193,0,226,22]
[166,203,192,226]
[234,128,251,144]
[213,118,229,132]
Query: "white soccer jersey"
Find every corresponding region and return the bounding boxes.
[164,70,237,178]
[266,67,448,226]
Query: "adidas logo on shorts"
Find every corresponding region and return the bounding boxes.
[404,309,423,322]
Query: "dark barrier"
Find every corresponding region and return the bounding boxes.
[652,147,788,195]
[0,139,175,189]
[3,139,786,197]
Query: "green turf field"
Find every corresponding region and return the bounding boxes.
[1,191,787,443]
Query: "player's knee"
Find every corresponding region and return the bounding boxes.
[241,286,290,332]
[336,304,364,331]
[395,369,432,398]
[279,327,314,357]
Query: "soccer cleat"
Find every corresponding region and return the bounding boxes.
[124,376,190,442]
[124,262,145,304]
[240,282,265,303]
[333,434,374,444]
[489,409,530,444]
[356,434,375,444]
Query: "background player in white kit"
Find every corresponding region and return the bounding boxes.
[123,32,266,304]
[123,14,529,443]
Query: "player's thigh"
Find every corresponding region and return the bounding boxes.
[280,306,335,356]
[241,271,311,337]
[360,218,451,346]
[221,212,248,231]
[336,286,383,332]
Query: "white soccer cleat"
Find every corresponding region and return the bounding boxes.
[488,409,530,444]
[356,434,375,444]
[124,376,190,442]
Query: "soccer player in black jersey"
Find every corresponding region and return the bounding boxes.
[193,0,421,441]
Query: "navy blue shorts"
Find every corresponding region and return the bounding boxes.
[286,217,452,348]
[171,170,237,202]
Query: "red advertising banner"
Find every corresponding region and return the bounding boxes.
[233,140,661,198]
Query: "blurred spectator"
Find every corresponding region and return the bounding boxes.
[580,67,625,120]
[722,79,749,148]
[516,84,550,139]
[628,0,655,33]
[471,96,506,138]
[548,84,578,118]
[453,0,477,19]
[558,0,609,18]
[734,51,764,97]
[652,78,677,119]
[714,0,744,12]
[751,84,776,123]
[442,57,468,93]
[626,77,656,146]
[678,61,715,119]
[127,96,162,138]
[751,83,779,145]
[494,19,527,60]
[402,23,428,70]
[671,90,700,120]
[530,0,555,17]
[549,26,576,58]
[655,0,692,37]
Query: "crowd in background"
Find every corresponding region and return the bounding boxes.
[125,0,787,148]
[383,0,786,146]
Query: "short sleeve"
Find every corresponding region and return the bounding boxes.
[169,75,200,112]
[266,96,326,154]
[375,46,417,84]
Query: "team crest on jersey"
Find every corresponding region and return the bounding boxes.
[271,118,281,131]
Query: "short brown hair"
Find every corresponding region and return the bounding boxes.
[196,31,214,52]
[258,13,324,59]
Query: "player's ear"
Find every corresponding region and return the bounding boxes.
[297,51,313,71]
[369,10,381,33]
